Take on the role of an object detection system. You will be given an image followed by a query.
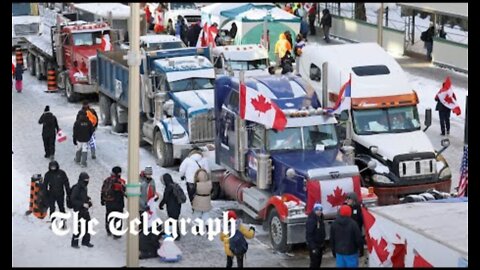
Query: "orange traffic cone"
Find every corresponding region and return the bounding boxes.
[46,68,58,92]
[15,48,23,66]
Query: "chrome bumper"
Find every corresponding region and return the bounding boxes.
[73,83,97,94]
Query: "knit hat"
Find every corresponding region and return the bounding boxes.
[44,106,50,112]
[339,205,352,217]
[79,172,90,182]
[112,166,122,175]
[144,166,153,175]
[227,210,237,220]
[313,203,323,212]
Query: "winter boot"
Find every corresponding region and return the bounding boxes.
[82,243,94,248]
[81,152,88,167]
[75,149,82,163]
[71,237,79,248]
[91,148,96,159]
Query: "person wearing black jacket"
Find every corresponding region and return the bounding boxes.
[228,22,238,39]
[320,9,332,43]
[44,161,70,222]
[159,173,182,240]
[187,22,202,47]
[435,90,452,136]
[305,203,326,268]
[330,205,363,267]
[101,166,126,239]
[77,101,98,159]
[38,106,60,160]
[70,172,94,248]
[423,24,435,61]
[139,224,164,259]
[345,192,363,231]
[73,111,94,167]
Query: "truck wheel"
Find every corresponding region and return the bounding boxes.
[268,208,289,253]
[35,58,43,80]
[211,182,221,200]
[99,94,112,126]
[154,131,174,167]
[110,103,127,133]
[27,53,35,76]
[65,77,79,103]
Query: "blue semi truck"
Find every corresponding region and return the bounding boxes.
[96,47,217,167]
[214,74,375,252]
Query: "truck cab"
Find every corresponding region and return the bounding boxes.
[214,74,368,252]
[298,43,452,205]
[212,45,270,77]
[97,48,216,167]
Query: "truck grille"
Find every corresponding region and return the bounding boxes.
[189,109,215,143]
[398,159,436,178]
[89,57,98,84]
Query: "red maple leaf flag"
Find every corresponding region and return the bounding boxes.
[326,186,347,207]
[239,82,287,131]
[251,95,272,113]
[413,249,433,267]
[436,76,461,115]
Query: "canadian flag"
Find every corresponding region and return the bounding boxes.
[239,82,287,131]
[327,74,351,115]
[306,177,360,216]
[436,76,461,115]
[101,34,112,52]
[197,23,218,48]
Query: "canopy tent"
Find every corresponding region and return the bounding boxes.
[201,3,300,60]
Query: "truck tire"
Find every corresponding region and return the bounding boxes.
[110,103,127,133]
[27,53,35,76]
[267,208,289,253]
[99,94,112,126]
[35,58,43,80]
[211,182,221,200]
[154,130,174,167]
[65,77,79,103]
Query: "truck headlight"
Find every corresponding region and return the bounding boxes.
[372,174,393,184]
[439,166,452,180]
[172,131,186,139]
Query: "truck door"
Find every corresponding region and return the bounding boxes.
[218,90,239,170]
[63,33,73,70]
[246,123,266,181]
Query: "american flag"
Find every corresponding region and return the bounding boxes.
[458,145,468,196]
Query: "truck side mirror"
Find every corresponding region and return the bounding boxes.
[424,108,432,131]
[359,160,377,174]
[436,138,450,156]
[339,110,349,121]
[286,168,296,180]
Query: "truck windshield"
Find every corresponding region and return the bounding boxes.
[267,124,338,151]
[73,32,103,46]
[229,59,269,71]
[168,78,215,92]
[170,3,196,9]
[148,41,186,50]
[352,106,421,135]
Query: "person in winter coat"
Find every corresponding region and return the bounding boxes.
[191,169,212,232]
[71,172,94,248]
[330,205,363,267]
[38,105,60,160]
[320,9,332,43]
[423,24,435,61]
[274,33,292,68]
[144,5,153,31]
[166,19,175,36]
[300,18,309,39]
[308,3,317,35]
[284,31,293,50]
[77,101,98,159]
[187,22,202,47]
[159,173,183,240]
[294,34,306,75]
[44,160,70,222]
[179,147,210,204]
[139,224,162,259]
[345,192,363,231]
[306,203,326,268]
[228,22,238,39]
[14,63,24,93]
[175,15,187,45]
[73,111,94,167]
[220,210,255,268]
[139,166,157,215]
[101,166,126,238]
[435,90,452,136]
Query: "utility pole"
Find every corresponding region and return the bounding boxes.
[377,3,384,47]
[126,3,141,267]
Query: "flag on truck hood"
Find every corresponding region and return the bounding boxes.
[436,76,461,116]
[327,74,351,115]
[239,82,287,131]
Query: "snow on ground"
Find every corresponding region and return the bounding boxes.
[12,69,336,267]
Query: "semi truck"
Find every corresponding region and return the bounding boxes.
[96,47,217,167]
[364,198,467,267]
[212,44,270,77]
[25,4,112,102]
[214,74,377,252]
[298,43,452,205]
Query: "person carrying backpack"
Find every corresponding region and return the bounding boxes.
[101,166,126,238]
[220,210,255,268]
[179,147,210,204]
[159,173,184,240]
[191,168,212,233]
